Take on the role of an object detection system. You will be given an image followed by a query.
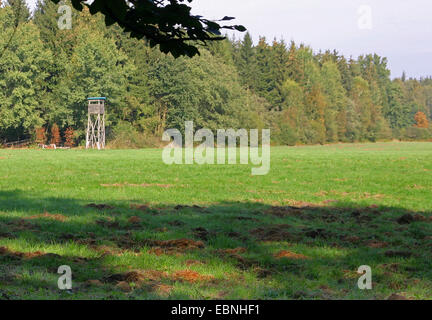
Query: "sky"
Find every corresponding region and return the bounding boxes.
[26,0,432,79]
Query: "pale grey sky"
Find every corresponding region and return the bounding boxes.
[26,0,432,79]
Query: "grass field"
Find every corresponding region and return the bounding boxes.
[0,142,432,300]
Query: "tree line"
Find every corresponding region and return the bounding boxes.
[0,0,431,146]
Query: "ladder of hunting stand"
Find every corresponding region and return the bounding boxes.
[86,97,106,149]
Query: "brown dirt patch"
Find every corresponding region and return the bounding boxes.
[170,270,214,283]
[57,232,95,244]
[342,235,361,243]
[95,218,120,229]
[342,269,360,279]
[105,270,168,284]
[225,231,247,241]
[283,199,318,207]
[319,212,340,223]
[216,248,256,270]
[214,291,230,299]
[314,191,328,197]
[388,282,403,290]
[4,219,38,232]
[363,193,385,199]
[92,245,124,256]
[385,250,413,258]
[0,232,15,239]
[116,281,132,292]
[108,234,141,250]
[367,241,389,248]
[250,225,295,242]
[217,247,247,255]
[85,279,104,286]
[274,250,309,260]
[149,247,177,256]
[264,206,304,218]
[174,205,207,212]
[86,203,115,210]
[351,210,361,217]
[0,247,61,260]
[409,184,424,190]
[321,199,339,205]
[168,220,185,227]
[333,178,347,182]
[350,211,373,223]
[303,228,331,239]
[76,237,98,246]
[147,239,204,249]
[387,293,410,300]
[26,212,67,222]
[185,260,205,266]
[132,280,174,296]
[72,256,90,264]
[397,214,415,224]
[253,267,275,278]
[128,216,141,224]
[105,269,212,292]
[130,204,150,211]
[129,270,168,282]
[413,214,431,222]
[395,213,430,224]
[152,283,173,296]
[146,239,204,255]
[191,227,211,241]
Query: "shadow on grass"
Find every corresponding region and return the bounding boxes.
[0,189,431,299]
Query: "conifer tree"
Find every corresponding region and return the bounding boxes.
[35,127,47,145]
[64,127,75,147]
[50,123,61,145]
[235,32,257,89]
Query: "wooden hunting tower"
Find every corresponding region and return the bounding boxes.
[86,97,106,149]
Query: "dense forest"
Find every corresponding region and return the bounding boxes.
[1,0,431,147]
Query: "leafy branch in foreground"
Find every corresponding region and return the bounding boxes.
[50,0,246,58]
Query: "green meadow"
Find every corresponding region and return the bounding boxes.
[0,142,431,299]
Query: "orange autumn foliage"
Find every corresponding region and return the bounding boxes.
[64,127,75,147]
[50,123,61,146]
[414,111,429,128]
[35,127,46,145]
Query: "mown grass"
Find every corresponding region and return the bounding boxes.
[0,142,431,300]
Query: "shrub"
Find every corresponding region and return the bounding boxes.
[35,127,47,145]
[50,123,61,146]
[403,127,431,140]
[107,121,161,148]
[272,123,297,146]
[64,127,75,147]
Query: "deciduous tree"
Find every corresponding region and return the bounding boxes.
[414,111,429,128]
